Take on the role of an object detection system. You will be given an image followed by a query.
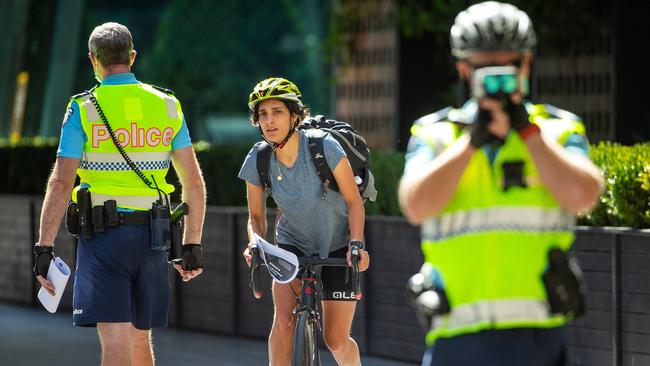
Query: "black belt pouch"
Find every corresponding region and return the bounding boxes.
[542,248,586,317]
[65,201,80,237]
[150,203,172,251]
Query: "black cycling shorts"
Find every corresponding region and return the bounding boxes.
[278,244,357,301]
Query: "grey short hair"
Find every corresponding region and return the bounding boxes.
[88,22,133,66]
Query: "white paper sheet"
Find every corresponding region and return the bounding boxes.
[253,233,299,284]
[37,257,71,313]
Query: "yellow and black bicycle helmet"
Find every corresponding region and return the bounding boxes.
[248,77,303,112]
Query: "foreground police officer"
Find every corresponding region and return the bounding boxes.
[34,22,206,366]
[399,2,603,365]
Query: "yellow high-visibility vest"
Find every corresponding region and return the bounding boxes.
[411,103,587,345]
[71,82,183,210]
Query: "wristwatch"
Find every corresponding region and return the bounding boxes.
[349,240,365,250]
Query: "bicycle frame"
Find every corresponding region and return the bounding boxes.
[292,257,356,366]
[249,245,362,366]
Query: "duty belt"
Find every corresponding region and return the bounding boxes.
[116,211,150,225]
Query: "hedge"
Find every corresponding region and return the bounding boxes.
[0,138,404,215]
[2,139,649,228]
[578,141,650,228]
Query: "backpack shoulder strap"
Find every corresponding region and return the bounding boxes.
[307,132,338,199]
[256,141,273,195]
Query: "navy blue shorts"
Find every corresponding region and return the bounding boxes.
[72,223,170,330]
[422,327,566,366]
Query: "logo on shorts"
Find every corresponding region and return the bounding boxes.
[73,309,83,315]
[332,291,355,300]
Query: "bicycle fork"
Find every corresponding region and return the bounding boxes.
[293,276,322,332]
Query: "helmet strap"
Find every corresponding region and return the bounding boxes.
[258,116,301,151]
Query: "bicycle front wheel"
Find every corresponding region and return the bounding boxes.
[292,311,320,366]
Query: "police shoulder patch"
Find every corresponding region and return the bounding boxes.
[62,106,74,127]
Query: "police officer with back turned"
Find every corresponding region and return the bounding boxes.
[33,22,206,366]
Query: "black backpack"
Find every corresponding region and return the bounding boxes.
[256,115,377,202]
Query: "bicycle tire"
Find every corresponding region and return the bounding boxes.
[292,311,320,366]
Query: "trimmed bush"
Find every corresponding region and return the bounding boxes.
[365,149,404,216]
[3,139,649,227]
[1,139,406,215]
[578,142,650,228]
[191,142,250,207]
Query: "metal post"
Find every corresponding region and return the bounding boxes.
[612,232,621,366]
[30,200,36,306]
[231,213,240,336]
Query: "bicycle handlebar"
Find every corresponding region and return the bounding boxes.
[249,245,262,299]
[350,242,362,300]
[248,247,362,300]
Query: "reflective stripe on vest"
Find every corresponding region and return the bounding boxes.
[80,151,171,171]
[162,94,179,119]
[440,299,549,329]
[422,206,575,241]
[80,95,101,122]
[427,299,565,344]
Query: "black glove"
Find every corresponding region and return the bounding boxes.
[469,108,505,148]
[505,99,531,132]
[33,245,54,278]
[177,244,204,270]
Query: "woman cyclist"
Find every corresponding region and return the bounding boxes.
[239,77,370,365]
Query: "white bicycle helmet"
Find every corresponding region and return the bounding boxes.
[450,1,536,59]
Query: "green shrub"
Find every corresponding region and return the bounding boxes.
[365,149,404,216]
[0,140,406,215]
[3,139,649,226]
[579,142,650,228]
[191,142,250,206]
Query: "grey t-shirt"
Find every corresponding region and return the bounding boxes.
[238,130,349,257]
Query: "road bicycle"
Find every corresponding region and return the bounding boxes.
[249,243,362,366]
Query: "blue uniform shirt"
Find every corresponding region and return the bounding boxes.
[57,73,192,158]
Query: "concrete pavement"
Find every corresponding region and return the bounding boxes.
[0,303,417,366]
